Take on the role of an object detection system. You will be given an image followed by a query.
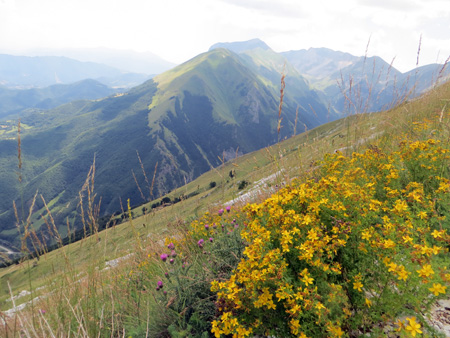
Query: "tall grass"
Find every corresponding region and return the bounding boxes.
[1,53,450,337]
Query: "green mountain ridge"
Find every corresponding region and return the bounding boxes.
[0,47,331,249]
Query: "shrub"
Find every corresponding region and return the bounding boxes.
[238,180,249,190]
[211,138,450,337]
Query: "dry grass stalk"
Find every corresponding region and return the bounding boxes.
[131,169,146,202]
[277,64,286,143]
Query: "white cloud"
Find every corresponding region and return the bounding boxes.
[0,0,448,72]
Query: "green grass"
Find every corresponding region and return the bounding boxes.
[0,79,449,336]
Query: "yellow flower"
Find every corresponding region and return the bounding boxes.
[302,275,314,286]
[290,319,301,335]
[417,211,427,219]
[403,235,413,244]
[429,283,447,296]
[365,298,372,308]
[383,239,395,249]
[431,229,443,239]
[405,317,422,337]
[397,267,410,282]
[236,326,253,337]
[393,199,408,214]
[303,214,312,225]
[417,264,434,278]
[353,281,363,292]
[361,230,372,241]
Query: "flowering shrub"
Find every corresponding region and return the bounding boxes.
[211,139,450,337]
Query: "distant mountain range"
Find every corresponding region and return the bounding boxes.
[0,79,117,119]
[0,54,152,89]
[18,47,176,75]
[0,38,448,249]
[281,46,450,113]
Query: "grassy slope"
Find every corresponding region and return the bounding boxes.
[0,48,336,250]
[1,78,449,311]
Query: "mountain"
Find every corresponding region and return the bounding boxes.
[0,47,331,249]
[281,47,360,80]
[21,47,176,75]
[210,39,338,124]
[209,38,271,53]
[0,79,117,119]
[0,54,151,89]
[283,48,450,114]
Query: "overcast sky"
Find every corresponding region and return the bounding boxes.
[0,0,449,72]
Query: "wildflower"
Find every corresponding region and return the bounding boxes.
[171,250,177,257]
[209,237,214,242]
[431,229,443,239]
[160,253,168,262]
[417,211,427,220]
[218,209,224,216]
[365,298,372,308]
[167,242,175,250]
[397,267,410,281]
[429,283,446,296]
[169,258,175,264]
[302,275,314,286]
[205,224,209,230]
[405,317,422,337]
[198,239,204,248]
[353,281,363,292]
[226,206,231,212]
[393,199,408,214]
[417,264,434,278]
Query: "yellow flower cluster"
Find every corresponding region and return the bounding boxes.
[210,139,450,337]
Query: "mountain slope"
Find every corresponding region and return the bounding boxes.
[210,39,338,125]
[0,48,330,248]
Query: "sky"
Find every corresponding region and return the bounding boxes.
[0,0,449,72]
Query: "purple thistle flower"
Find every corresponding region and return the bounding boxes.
[157,280,163,288]
[197,239,204,248]
[209,237,214,242]
[218,209,224,216]
[171,250,177,257]
[170,258,175,264]
[160,253,168,262]
[167,242,175,250]
[204,224,209,230]
[226,206,231,212]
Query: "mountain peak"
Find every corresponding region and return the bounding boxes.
[209,39,271,54]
